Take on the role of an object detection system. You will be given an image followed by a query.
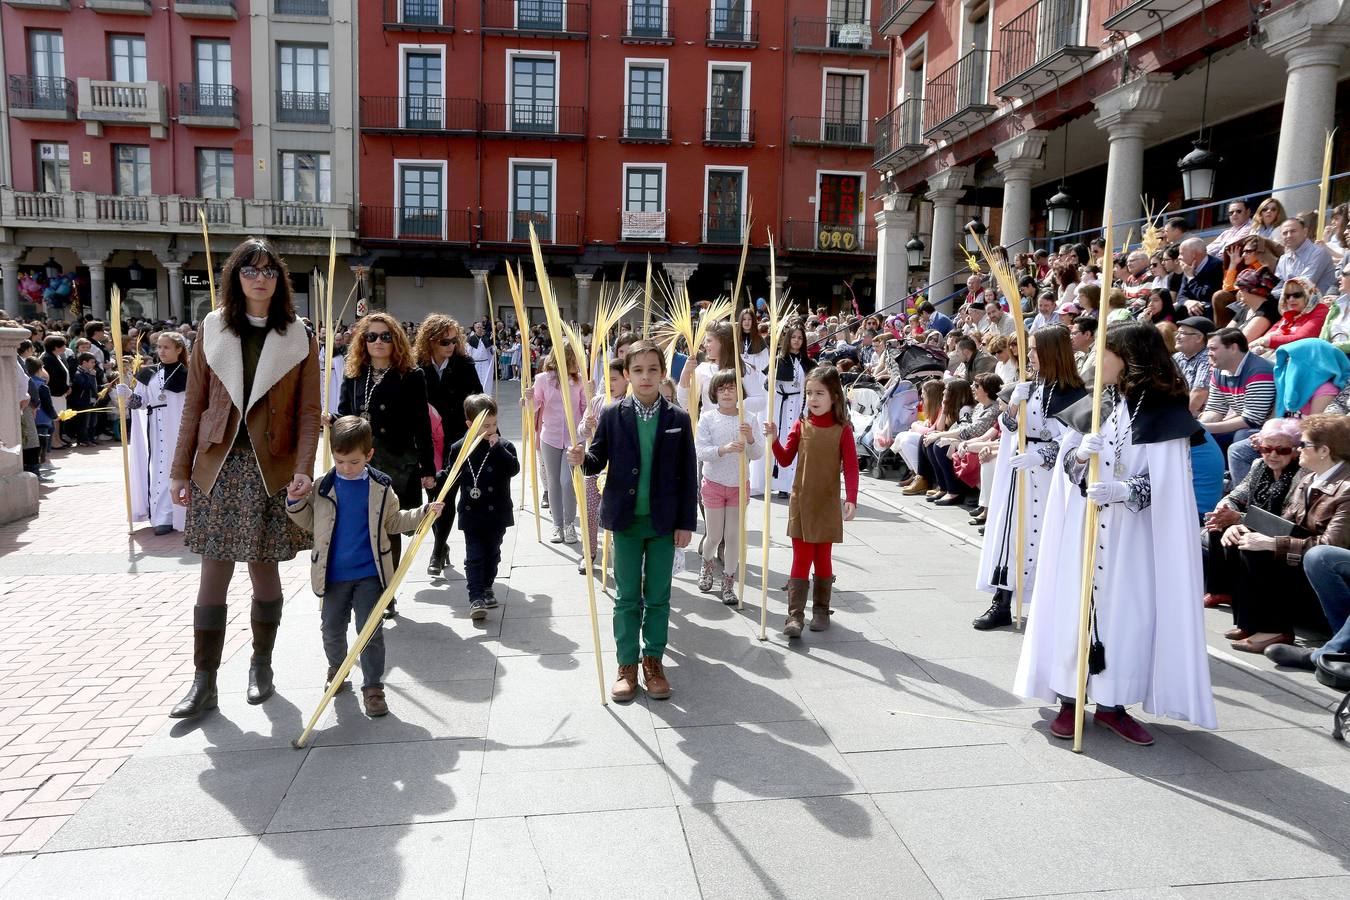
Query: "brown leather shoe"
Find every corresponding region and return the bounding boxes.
[325,666,352,695]
[641,656,671,700]
[900,476,930,496]
[783,578,809,638]
[611,664,639,702]
[1203,592,1232,609]
[362,687,389,717]
[809,577,833,632]
[1222,626,1250,641]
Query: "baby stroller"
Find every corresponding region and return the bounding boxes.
[854,343,948,479]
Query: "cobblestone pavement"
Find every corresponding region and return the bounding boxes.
[0,397,1346,897]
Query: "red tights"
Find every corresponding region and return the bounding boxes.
[790,539,833,580]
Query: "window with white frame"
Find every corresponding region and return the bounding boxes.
[511,163,553,241]
[510,55,556,133]
[629,0,667,37]
[708,66,747,141]
[277,43,330,124]
[626,64,665,138]
[623,166,665,239]
[280,150,331,203]
[398,164,443,237]
[108,35,147,83]
[404,51,443,128]
[36,142,69,193]
[705,168,743,243]
[197,148,234,199]
[114,144,151,196]
[712,0,749,40]
[823,72,864,143]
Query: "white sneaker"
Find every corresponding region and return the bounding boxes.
[550,527,565,543]
[563,525,578,544]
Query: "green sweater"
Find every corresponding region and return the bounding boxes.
[634,409,658,516]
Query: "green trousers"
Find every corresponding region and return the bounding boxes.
[612,515,675,665]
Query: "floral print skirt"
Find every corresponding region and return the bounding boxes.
[186,446,312,562]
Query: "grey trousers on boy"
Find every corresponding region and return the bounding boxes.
[321,576,386,689]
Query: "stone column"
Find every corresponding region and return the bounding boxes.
[1,253,21,319]
[874,192,916,313]
[165,263,185,324]
[663,262,697,297]
[470,269,490,323]
[925,166,970,311]
[1093,74,1167,248]
[81,256,109,321]
[0,326,39,524]
[1263,12,1350,215]
[573,270,594,326]
[993,131,1047,252]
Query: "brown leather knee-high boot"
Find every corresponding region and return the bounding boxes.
[809,577,834,631]
[783,578,809,638]
[247,598,283,704]
[170,605,227,719]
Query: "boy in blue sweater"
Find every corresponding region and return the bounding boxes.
[287,416,443,717]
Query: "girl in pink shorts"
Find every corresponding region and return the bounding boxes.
[694,369,763,603]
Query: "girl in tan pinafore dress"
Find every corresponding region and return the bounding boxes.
[765,365,860,638]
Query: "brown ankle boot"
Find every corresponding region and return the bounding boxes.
[810,577,833,631]
[611,664,639,702]
[641,656,670,699]
[783,578,809,638]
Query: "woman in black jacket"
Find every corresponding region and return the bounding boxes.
[40,335,73,447]
[338,313,434,616]
[413,313,483,575]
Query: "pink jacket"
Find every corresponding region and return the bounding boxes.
[533,370,587,449]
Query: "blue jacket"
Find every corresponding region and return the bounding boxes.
[579,396,697,535]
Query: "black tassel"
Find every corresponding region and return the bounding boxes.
[1088,640,1107,675]
[993,564,1008,584]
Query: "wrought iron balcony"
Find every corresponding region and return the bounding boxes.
[621,105,669,142]
[479,210,581,247]
[623,1,673,43]
[702,211,747,245]
[789,116,868,148]
[175,0,237,18]
[879,0,934,36]
[274,0,328,14]
[706,8,758,47]
[791,17,885,55]
[78,79,169,138]
[481,0,590,39]
[1104,0,1190,33]
[922,49,995,138]
[277,90,330,125]
[994,0,1095,98]
[359,96,479,133]
[481,103,586,138]
[383,0,454,29]
[8,75,76,121]
[703,107,754,146]
[873,98,926,168]
[784,219,876,255]
[179,83,240,128]
[360,206,474,243]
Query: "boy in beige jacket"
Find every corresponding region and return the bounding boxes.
[286,416,442,716]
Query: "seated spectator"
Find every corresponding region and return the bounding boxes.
[1229,266,1282,343]
[916,301,955,337]
[1217,235,1285,329]
[1202,418,1303,608]
[899,380,948,493]
[1178,238,1224,318]
[1137,288,1177,325]
[1253,196,1287,240]
[1054,262,1081,309]
[1201,327,1276,482]
[1250,277,1329,358]
[1121,250,1154,305]
[1157,320,1179,354]
[1321,201,1348,266]
[1077,284,1100,319]
[986,334,1019,385]
[920,377,999,507]
[1017,276,1039,314]
[982,300,1016,340]
[1069,316,1097,379]
[1317,259,1350,353]
[1207,198,1255,258]
[1028,291,1058,331]
[1267,544,1350,670]
[1220,415,1350,653]
[1275,217,1336,297]
[948,336,996,381]
[1163,216,1191,245]
[1104,288,1132,324]
[1056,302,1081,327]
[1172,316,1215,414]
[1151,245,1185,296]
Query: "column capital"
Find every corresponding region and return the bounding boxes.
[469,269,491,282]
[0,245,25,266]
[1092,73,1168,132]
[80,254,110,270]
[156,248,190,269]
[926,165,970,196]
[1262,0,1350,61]
[993,130,1047,169]
[663,262,698,283]
[573,271,595,284]
[874,206,916,232]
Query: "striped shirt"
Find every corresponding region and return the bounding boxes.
[1203,351,1275,429]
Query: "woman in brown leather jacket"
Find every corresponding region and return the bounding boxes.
[168,238,322,719]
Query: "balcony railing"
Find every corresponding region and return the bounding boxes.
[879,0,934,36]
[360,96,479,132]
[788,116,868,148]
[277,90,330,125]
[479,210,581,246]
[274,0,328,14]
[0,188,356,235]
[703,212,746,245]
[873,98,926,167]
[623,1,673,42]
[383,0,454,29]
[704,107,754,145]
[995,0,1095,97]
[923,49,995,137]
[175,0,237,18]
[8,75,76,119]
[784,219,875,255]
[1104,0,1186,33]
[360,206,474,242]
[619,209,666,241]
[621,105,669,142]
[481,0,589,37]
[178,83,239,126]
[78,78,169,136]
[707,8,758,46]
[481,103,586,138]
[791,17,885,54]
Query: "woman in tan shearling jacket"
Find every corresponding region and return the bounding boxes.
[167,238,322,720]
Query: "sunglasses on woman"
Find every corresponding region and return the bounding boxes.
[240,265,278,281]
[364,331,394,343]
[438,338,457,347]
[1254,444,1295,456]
[1285,291,1306,300]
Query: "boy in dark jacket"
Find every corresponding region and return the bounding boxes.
[69,352,100,445]
[567,340,697,702]
[444,394,519,620]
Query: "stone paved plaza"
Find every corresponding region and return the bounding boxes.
[0,396,1348,898]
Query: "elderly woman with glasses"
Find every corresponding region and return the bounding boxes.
[1221,414,1350,654]
[1250,277,1329,359]
[1318,262,1350,354]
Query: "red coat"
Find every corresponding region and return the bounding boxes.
[1266,302,1330,350]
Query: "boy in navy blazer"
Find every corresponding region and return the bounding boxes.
[569,340,696,702]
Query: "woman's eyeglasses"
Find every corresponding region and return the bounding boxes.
[1299,440,1321,450]
[240,265,279,281]
[1285,291,1306,300]
[1254,444,1295,456]
[438,338,457,347]
[364,331,394,343]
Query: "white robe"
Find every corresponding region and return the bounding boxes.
[771,357,806,493]
[975,383,1072,599]
[129,366,187,531]
[1013,397,1217,728]
[469,336,496,395]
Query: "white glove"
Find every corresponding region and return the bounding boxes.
[1086,480,1130,506]
[1075,432,1105,461]
[112,384,133,400]
[1009,382,1032,406]
[1007,451,1040,471]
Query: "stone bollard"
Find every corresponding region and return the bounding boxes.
[0,326,39,524]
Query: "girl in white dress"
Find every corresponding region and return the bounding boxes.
[122,332,190,534]
[771,323,810,497]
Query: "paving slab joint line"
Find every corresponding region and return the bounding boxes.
[860,485,1342,717]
